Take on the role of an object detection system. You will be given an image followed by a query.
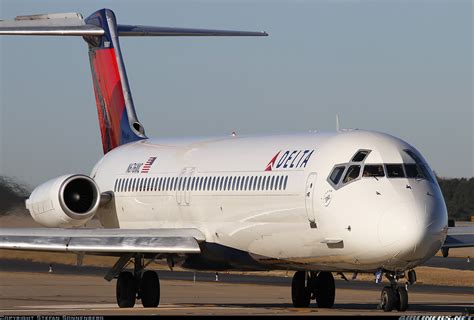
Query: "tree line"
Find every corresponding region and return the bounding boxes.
[437,177,474,221]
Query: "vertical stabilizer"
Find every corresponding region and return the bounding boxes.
[84,9,146,154]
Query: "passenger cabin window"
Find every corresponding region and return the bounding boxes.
[386,164,405,178]
[343,165,361,183]
[114,174,291,194]
[330,166,345,184]
[362,165,385,178]
[218,177,223,190]
[352,150,370,162]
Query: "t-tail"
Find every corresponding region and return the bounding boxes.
[0,8,267,153]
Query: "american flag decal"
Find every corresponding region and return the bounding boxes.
[141,157,157,173]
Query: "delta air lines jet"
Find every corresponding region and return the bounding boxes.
[0,8,472,312]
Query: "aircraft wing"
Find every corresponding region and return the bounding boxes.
[0,228,205,254]
[442,226,474,249]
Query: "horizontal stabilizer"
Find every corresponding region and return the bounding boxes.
[0,12,103,36]
[117,24,268,37]
[0,11,267,37]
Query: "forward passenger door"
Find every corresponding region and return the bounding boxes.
[305,172,318,228]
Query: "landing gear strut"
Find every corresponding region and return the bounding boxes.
[115,254,161,308]
[291,271,335,308]
[379,271,412,312]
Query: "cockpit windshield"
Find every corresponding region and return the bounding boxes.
[362,165,384,177]
[386,164,405,178]
[327,148,434,190]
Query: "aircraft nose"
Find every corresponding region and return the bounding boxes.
[377,201,421,249]
[378,197,447,261]
[411,195,448,260]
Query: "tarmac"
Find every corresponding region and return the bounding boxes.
[0,260,473,316]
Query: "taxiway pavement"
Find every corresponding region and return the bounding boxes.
[0,262,472,316]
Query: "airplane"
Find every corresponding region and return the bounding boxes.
[0,8,473,312]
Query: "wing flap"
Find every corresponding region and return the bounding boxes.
[67,236,199,253]
[0,228,204,254]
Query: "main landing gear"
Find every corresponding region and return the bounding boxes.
[379,270,415,312]
[115,254,161,308]
[291,271,335,308]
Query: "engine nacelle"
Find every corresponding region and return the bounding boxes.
[26,174,100,227]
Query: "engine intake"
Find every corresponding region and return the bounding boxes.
[26,174,100,227]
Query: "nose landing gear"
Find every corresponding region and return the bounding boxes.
[379,270,414,312]
[380,285,408,312]
[291,271,336,308]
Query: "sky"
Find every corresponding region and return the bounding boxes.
[0,0,472,187]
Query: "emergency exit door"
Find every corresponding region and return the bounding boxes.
[176,167,195,206]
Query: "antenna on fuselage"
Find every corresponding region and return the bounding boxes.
[336,114,341,132]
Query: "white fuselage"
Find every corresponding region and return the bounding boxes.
[91,129,448,273]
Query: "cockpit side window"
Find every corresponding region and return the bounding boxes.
[327,149,371,189]
[363,165,385,177]
[386,164,405,178]
[329,166,345,184]
[404,149,422,163]
[352,150,370,162]
[404,149,434,182]
[343,165,361,183]
[404,164,424,179]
